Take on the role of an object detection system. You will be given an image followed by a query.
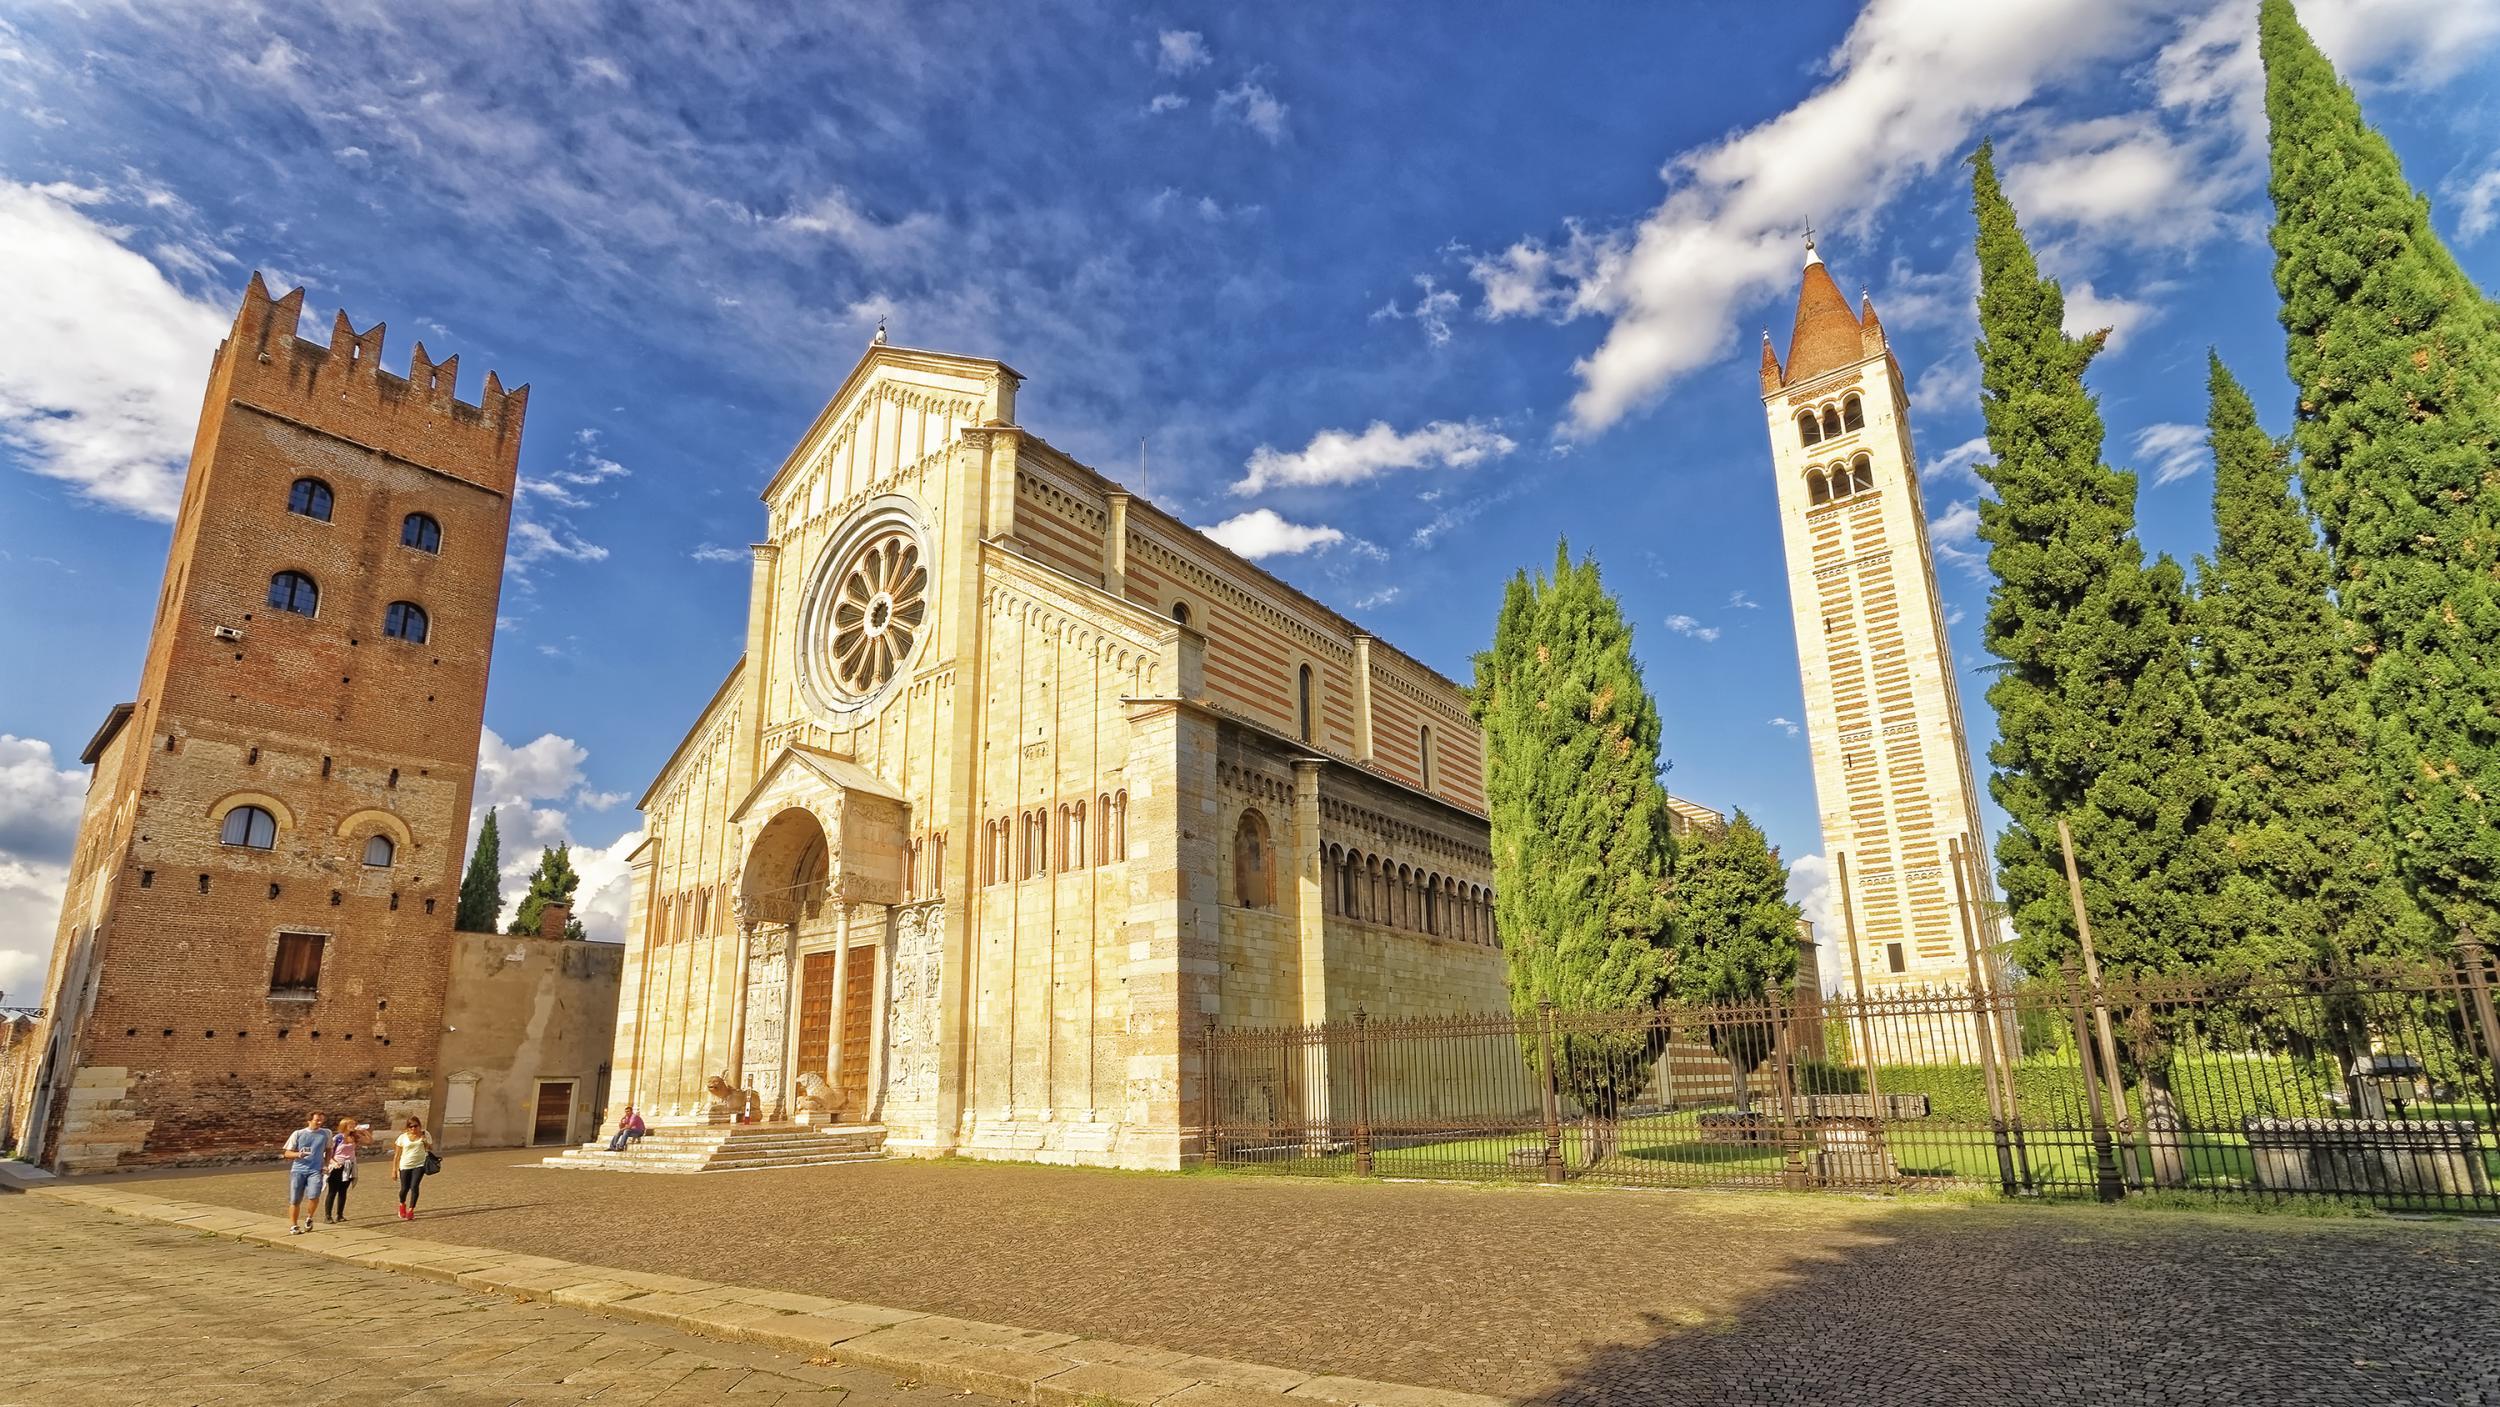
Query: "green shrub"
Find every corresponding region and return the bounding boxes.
[2166,1051,2335,1127]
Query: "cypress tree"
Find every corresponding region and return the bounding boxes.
[2262,0,2500,947]
[1664,811,1801,1110]
[1472,541,1677,1153]
[454,807,503,933]
[2195,353,2423,978]
[1968,142,2219,987]
[508,844,585,938]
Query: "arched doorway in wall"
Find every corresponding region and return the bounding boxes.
[734,808,835,1122]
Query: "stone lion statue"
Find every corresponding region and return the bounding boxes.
[704,1073,760,1124]
[793,1072,834,1123]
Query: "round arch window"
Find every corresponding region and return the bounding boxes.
[797,496,930,718]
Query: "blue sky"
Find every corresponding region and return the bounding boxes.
[3,0,2498,992]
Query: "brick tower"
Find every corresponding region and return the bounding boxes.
[21,275,525,1170]
[1757,241,1994,1027]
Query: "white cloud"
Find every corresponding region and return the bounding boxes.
[0,855,65,1003]
[2061,280,2156,347]
[690,543,746,564]
[1930,497,1988,578]
[1147,92,1188,114]
[1370,274,1461,346]
[1924,435,1993,484]
[1664,613,1722,643]
[766,187,942,265]
[2132,421,2208,487]
[1769,716,1801,737]
[1533,0,2164,435]
[510,520,609,565]
[1200,508,1345,560]
[1155,29,1210,75]
[1728,589,1762,610]
[1914,354,1981,413]
[2454,157,2500,242]
[470,728,637,940]
[1465,221,1625,323]
[574,55,627,86]
[2002,122,2233,250]
[0,180,231,518]
[1350,586,1402,611]
[1235,418,1515,495]
[0,735,84,865]
[1787,852,1845,992]
[1215,81,1288,142]
[0,736,86,1003]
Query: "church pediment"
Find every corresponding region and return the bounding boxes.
[762,343,1022,510]
[730,744,905,823]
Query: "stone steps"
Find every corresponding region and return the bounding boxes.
[539,1122,887,1174]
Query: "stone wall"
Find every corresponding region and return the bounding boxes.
[436,914,624,1151]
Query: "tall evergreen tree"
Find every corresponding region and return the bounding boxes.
[2262,0,2500,948]
[2194,352,2423,978]
[508,845,586,939]
[454,807,502,933]
[1472,542,1678,1153]
[1664,811,1801,1110]
[1968,142,2219,987]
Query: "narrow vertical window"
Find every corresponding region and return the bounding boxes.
[1841,393,1865,432]
[1418,725,1433,790]
[1850,453,1874,493]
[1297,665,1315,743]
[1886,942,1906,974]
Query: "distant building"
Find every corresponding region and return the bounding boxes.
[1666,794,1728,841]
[1757,241,1996,1015]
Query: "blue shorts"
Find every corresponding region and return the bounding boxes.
[289,1166,322,1203]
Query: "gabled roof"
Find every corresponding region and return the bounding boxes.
[726,743,905,825]
[759,342,1023,504]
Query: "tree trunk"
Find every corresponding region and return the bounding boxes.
[2141,1063,2187,1188]
[1728,1053,1753,1114]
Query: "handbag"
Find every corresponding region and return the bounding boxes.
[421,1150,442,1175]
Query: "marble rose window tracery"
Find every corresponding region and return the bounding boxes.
[796,496,931,718]
[828,534,926,697]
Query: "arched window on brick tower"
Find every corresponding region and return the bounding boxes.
[1232,810,1274,909]
[1841,393,1865,432]
[1850,452,1874,493]
[1808,469,1830,506]
[1820,405,1841,439]
[1795,409,1822,447]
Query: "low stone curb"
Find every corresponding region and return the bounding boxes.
[32,1183,1510,1407]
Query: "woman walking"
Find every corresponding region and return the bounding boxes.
[322,1117,366,1223]
[394,1116,436,1221]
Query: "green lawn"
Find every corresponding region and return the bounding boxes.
[1219,1102,2500,1205]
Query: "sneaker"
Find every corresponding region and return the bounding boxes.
[288,1225,303,1235]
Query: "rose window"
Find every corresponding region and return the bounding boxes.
[797,496,932,718]
[829,534,926,696]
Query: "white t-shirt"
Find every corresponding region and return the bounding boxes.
[395,1131,433,1171]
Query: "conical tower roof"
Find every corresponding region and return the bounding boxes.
[1781,243,1865,386]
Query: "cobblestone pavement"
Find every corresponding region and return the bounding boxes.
[0,1194,1006,1407]
[116,1153,2500,1405]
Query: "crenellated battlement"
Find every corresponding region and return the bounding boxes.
[218,272,527,494]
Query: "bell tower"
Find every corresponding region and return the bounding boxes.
[1758,241,1993,1010]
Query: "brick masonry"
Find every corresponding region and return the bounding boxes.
[20,275,525,1170]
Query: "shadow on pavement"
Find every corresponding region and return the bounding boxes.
[1525,1204,2497,1407]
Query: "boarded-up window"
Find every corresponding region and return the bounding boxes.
[271,932,325,994]
[1232,810,1273,909]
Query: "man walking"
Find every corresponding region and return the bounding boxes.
[282,1112,333,1234]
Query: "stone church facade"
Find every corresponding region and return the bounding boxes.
[613,342,1508,1169]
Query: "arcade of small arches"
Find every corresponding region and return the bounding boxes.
[1793,392,1865,447]
[1222,804,1496,945]
[1807,452,1876,507]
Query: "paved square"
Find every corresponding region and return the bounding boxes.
[107,1153,2500,1404]
[0,1193,1005,1407]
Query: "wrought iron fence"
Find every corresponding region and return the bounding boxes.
[1201,943,2500,1211]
